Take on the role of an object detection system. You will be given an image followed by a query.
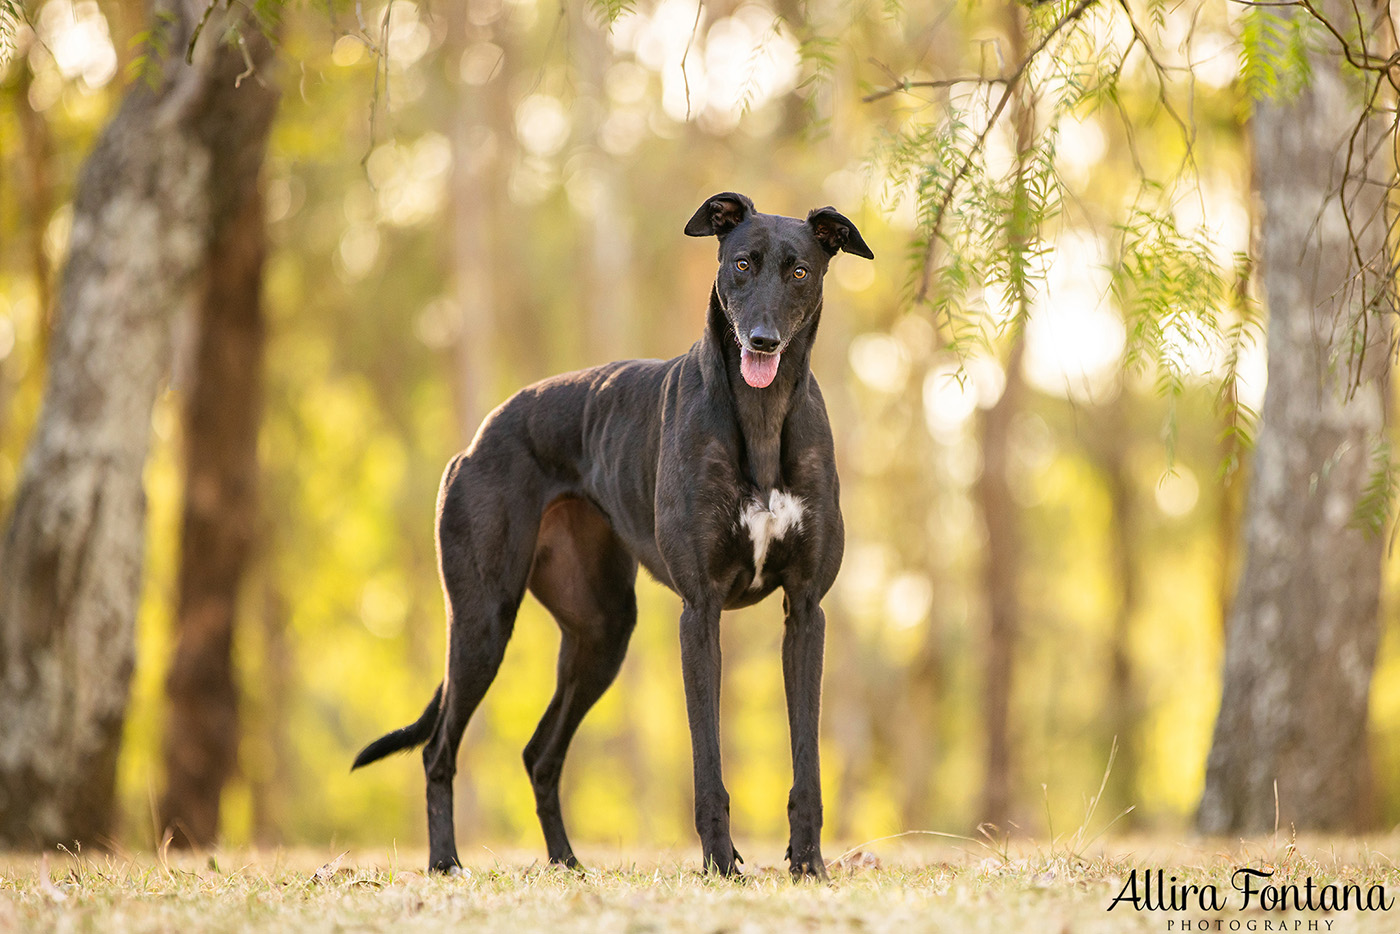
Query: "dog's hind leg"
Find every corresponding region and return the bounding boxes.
[422,452,546,874]
[522,497,639,868]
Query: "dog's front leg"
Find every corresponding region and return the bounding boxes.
[782,590,828,881]
[679,599,740,875]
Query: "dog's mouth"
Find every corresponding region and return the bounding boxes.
[734,328,785,389]
[739,346,780,388]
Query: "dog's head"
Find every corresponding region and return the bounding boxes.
[685,191,873,389]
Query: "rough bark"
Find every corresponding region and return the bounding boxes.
[0,0,277,849]
[1197,3,1391,833]
[159,184,269,849]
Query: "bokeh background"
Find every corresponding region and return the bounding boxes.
[1,0,1395,855]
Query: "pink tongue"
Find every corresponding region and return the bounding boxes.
[740,348,780,388]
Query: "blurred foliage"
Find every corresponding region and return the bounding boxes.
[1,0,1399,857]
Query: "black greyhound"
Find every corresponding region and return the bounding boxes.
[352,191,872,880]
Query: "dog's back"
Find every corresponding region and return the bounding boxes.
[459,353,691,584]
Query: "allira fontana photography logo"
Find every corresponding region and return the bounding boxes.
[1107,867,1393,930]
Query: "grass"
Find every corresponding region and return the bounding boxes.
[4,835,1400,933]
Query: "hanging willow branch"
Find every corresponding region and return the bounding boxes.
[867,0,1095,302]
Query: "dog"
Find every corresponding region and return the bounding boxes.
[352,191,872,880]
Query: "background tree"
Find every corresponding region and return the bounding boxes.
[1198,0,1393,833]
[976,0,1034,831]
[444,0,503,442]
[0,0,276,848]
[869,0,1248,831]
[159,137,277,846]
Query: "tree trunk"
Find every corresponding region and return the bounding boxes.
[0,0,277,849]
[159,182,269,849]
[99,0,149,76]
[1197,2,1391,833]
[977,0,1033,831]
[6,35,56,347]
[898,619,945,829]
[575,10,633,364]
[1082,399,1141,823]
[445,0,501,442]
[249,572,293,847]
[976,336,1026,830]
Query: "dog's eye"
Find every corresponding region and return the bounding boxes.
[735,259,749,272]
[793,267,807,280]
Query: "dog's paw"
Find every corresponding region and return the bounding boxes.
[428,857,468,878]
[548,853,585,873]
[702,851,743,877]
[786,849,829,883]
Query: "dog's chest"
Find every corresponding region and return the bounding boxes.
[738,490,805,589]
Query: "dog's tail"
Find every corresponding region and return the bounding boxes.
[351,682,443,771]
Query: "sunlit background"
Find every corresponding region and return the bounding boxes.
[2,0,1397,855]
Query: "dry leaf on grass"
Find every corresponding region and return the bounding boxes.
[312,851,350,884]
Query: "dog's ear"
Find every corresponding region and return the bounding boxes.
[806,207,874,259]
[685,192,756,238]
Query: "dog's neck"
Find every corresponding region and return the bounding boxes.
[701,286,819,493]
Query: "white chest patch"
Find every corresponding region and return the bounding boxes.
[740,490,805,589]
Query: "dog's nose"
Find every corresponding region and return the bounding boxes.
[748,326,781,353]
